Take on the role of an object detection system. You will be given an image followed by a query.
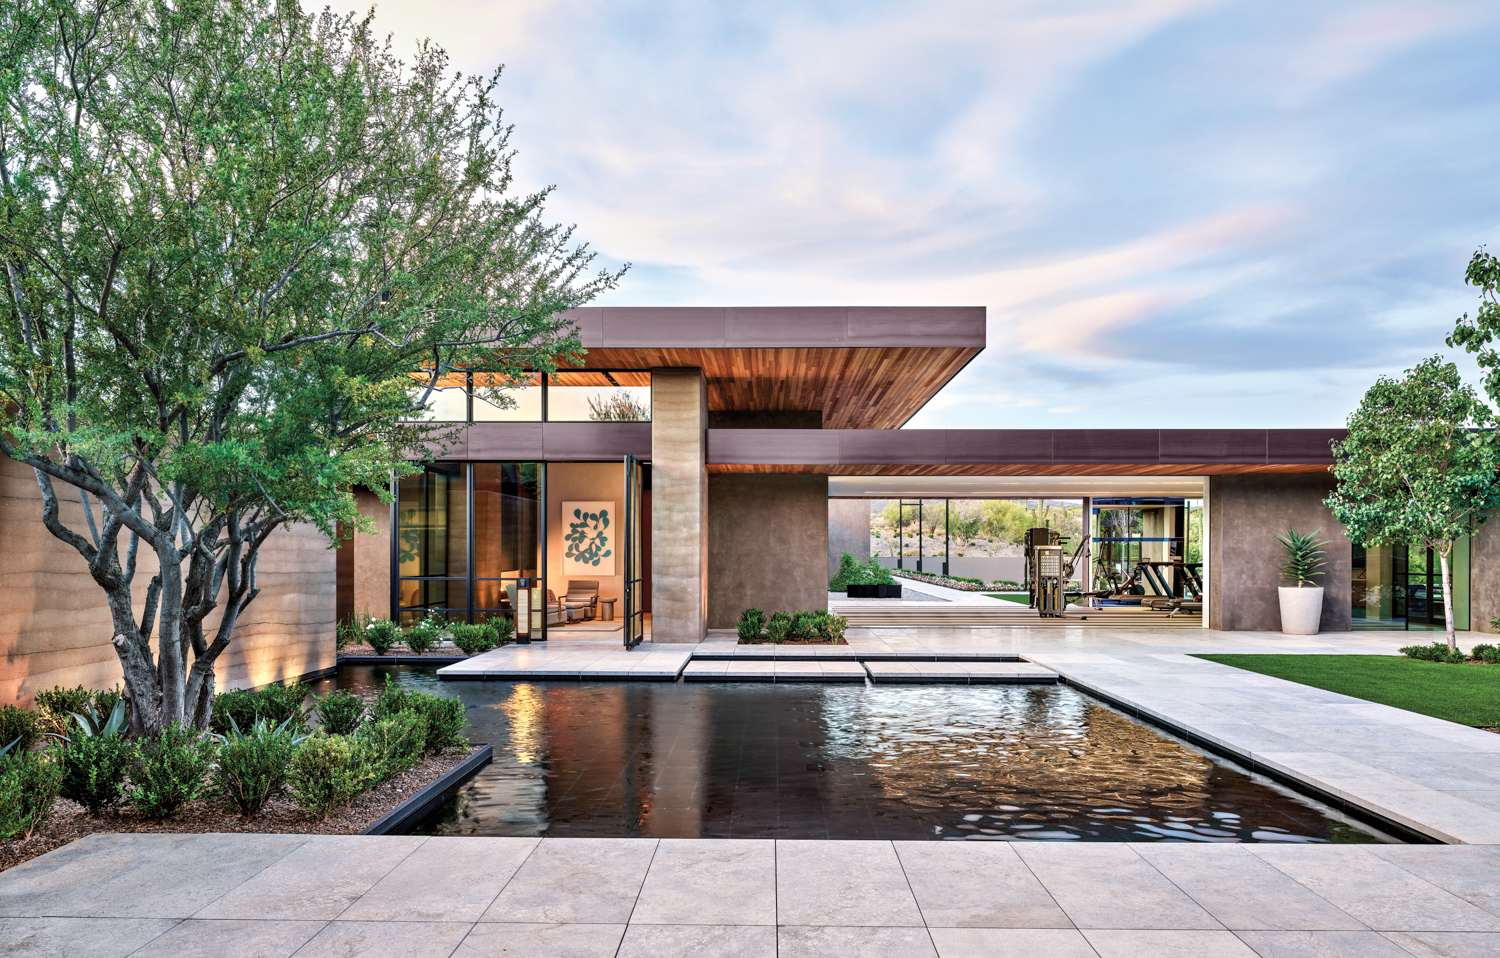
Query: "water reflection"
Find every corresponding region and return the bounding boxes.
[317,667,1389,843]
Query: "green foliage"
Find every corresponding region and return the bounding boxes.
[1470,643,1500,665]
[990,580,1022,590]
[829,551,863,592]
[290,736,377,818]
[1399,642,1469,664]
[404,615,444,655]
[363,620,402,656]
[1327,357,1500,650]
[359,712,429,781]
[765,611,794,644]
[131,724,217,818]
[450,622,498,656]
[366,677,465,754]
[35,686,95,736]
[210,683,309,736]
[790,610,821,640]
[737,608,766,641]
[59,734,136,815]
[489,616,517,646]
[0,705,39,755]
[0,749,63,841]
[1448,247,1500,405]
[0,0,621,735]
[67,700,130,740]
[91,687,126,726]
[314,692,366,737]
[213,718,305,818]
[817,613,849,643]
[1274,527,1329,588]
[337,613,376,651]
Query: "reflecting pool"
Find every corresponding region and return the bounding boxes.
[316,666,1392,843]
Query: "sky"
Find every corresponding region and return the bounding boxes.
[363,0,1500,428]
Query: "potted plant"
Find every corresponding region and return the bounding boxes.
[1276,527,1328,634]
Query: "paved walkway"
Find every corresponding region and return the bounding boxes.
[6,833,1500,957]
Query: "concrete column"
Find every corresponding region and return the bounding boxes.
[650,368,708,642]
[828,498,872,578]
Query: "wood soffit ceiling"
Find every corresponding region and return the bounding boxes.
[565,346,981,429]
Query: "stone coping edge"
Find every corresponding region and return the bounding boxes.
[694,652,1025,662]
[359,744,495,836]
[1053,674,1440,845]
[339,655,471,666]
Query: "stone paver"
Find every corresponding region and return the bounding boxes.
[7,836,1500,957]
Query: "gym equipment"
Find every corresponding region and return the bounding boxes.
[1033,544,1065,617]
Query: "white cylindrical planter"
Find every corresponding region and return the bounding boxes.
[1278,586,1324,635]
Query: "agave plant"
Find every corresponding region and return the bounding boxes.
[57,699,129,741]
[1275,527,1328,588]
[211,714,313,748]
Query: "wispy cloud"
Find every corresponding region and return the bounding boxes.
[361,0,1500,427]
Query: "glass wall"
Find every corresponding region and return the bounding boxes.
[409,370,650,423]
[396,462,542,626]
[1352,538,1469,631]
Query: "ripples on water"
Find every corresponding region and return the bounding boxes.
[319,666,1390,843]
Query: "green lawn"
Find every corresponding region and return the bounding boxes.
[1193,654,1500,727]
[985,592,1029,604]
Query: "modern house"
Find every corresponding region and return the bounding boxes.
[4,306,1498,702]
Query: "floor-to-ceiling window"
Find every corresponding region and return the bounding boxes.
[396,462,542,626]
[1352,538,1469,631]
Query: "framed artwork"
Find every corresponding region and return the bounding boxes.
[562,500,615,575]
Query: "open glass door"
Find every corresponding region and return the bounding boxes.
[623,454,645,649]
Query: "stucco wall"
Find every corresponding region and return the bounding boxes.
[651,369,709,642]
[708,474,829,628]
[1471,520,1500,635]
[1,452,337,706]
[1208,473,1351,633]
[828,499,871,578]
[338,487,393,623]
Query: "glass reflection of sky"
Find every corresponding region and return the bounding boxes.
[318,667,1391,844]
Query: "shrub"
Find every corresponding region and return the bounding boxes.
[737,608,766,642]
[818,613,849,643]
[214,718,304,818]
[0,705,39,754]
[359,711,428,781]
[408,695,467,754]
[315,691,366,736]
[211,689,260,735]
[490,616,516,646]
[290,735,376,817]
[1400,642,1468,664]
[859,556,895,585]
[791,610,820,640]
[404,616,443,654]
[450,622,497,656]
[1472,643,1500,665]
[35,685,93,735]
[59,732,136,815]
[253,682,311,731]
[336,612,374,650]
[765,611,793,644]
[990,580,1022,590]
[369,675,415,721]
[131,723,216,818]
[0,748,64,841]
[364,619,401,655]
[828,550,862,592]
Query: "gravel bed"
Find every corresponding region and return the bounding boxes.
[0,746,476,873]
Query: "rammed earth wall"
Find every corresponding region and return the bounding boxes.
[0,452,337,707]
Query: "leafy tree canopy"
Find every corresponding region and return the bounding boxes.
[1325,357,1500,647]
[0,0,621,732]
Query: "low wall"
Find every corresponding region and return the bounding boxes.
[874,555,1025,583]
[1,453,337,706]
[708,474,828,627]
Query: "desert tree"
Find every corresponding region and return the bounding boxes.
[1325,358,1500,650]
[0,0,622,733]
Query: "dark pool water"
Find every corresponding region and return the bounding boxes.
[315,666,1392,843]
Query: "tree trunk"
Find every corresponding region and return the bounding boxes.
[1439,547,1457,652]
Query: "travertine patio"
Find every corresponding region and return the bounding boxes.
[4,833,1500,957]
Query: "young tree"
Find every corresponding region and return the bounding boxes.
[0,0,621,733]
[1325,358,1500,650]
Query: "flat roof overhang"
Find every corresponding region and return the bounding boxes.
[557,306,985,428]
[707,428,1341,475]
